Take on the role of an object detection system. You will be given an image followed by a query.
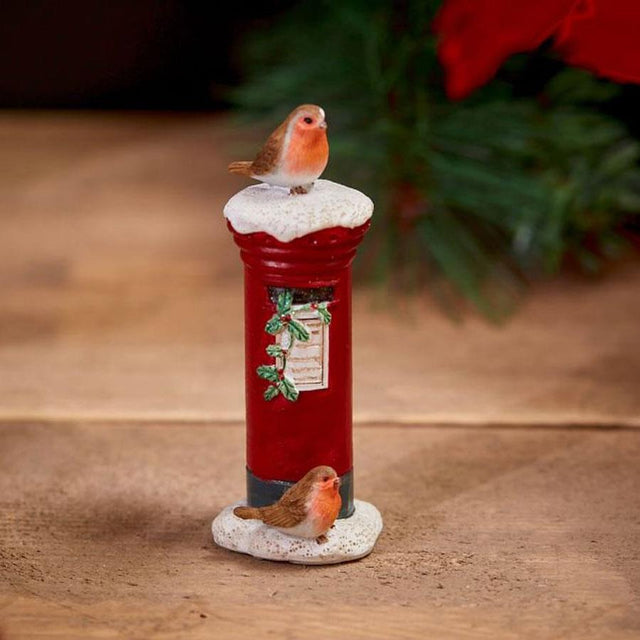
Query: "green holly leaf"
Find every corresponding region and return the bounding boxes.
[265,315,283,335]
[266,344,283,357]
[288,319,310,341]
[317,307,332,324]
[276,289,293,314]
[264,385,280,401]
[257,365,279,382]
[278,376,299,402]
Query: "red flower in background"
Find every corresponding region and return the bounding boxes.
[434,0,640,99]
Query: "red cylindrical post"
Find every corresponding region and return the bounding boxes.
[213,179,381,563]
[229,221,370,517]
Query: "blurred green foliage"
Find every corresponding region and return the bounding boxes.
[230,0,640,319]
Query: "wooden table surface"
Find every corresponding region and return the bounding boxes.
[1,112,639,639]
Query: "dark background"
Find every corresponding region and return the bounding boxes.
[3,0,640,137]
[0,1,292,109]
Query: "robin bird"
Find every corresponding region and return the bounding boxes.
[228,104,329,195]
[233,465,342,544]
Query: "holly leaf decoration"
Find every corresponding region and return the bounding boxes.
[257,365,279,382]
[266,344,284,357]
[276,290,293,314]
[317,305,332,324]
[264,385,280,401]
[278,376,299,402]
[265,314,283,335]
[288,319,310,341]
[258,288,310,402]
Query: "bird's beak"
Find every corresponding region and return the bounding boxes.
[319,120,328,130]
[333,477,341,489]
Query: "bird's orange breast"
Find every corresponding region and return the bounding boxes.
[284,129,329,177]
[310,487,341,532]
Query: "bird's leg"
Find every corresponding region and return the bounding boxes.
[289,183,314,195]
[316,534,329,544]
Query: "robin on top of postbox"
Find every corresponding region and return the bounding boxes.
[227,105,329,195]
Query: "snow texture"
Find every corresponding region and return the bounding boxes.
[212,499,383,565]
[223,179,373,243]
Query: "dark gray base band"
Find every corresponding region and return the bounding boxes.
[246,467,355,519]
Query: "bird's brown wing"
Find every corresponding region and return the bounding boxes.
[250,121,287,175]
[259,476,313,528]
[259,501,306,529]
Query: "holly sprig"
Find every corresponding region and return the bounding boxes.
[258,289,331,402]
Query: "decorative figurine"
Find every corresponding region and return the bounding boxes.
[212,105,382,565]
[227,104,329,195]
[233,466,341,544]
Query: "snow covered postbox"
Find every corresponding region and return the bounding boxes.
[212,179,382,564]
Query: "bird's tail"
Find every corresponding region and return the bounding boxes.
[228,161,253,176]
[233,505,263,520]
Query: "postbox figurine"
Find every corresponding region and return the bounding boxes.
[212,105,383,564]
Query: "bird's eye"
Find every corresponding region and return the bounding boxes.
[303,117,313,124]
[322,476,330,482]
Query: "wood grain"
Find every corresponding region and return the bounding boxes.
[1,422,639,639]
[0,112,639,426]
[1,111,639,638]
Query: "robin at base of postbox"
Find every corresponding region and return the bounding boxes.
[233,465,341,544]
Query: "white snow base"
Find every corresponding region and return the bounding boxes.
[223,179,374,242]
[212,499,383,565]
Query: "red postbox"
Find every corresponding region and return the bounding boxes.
[212,179,382,564]
[229,221,370,517]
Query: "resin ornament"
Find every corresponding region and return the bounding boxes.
[213,106,382,564]
[228,104,329,195]
[234,466,341,544]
